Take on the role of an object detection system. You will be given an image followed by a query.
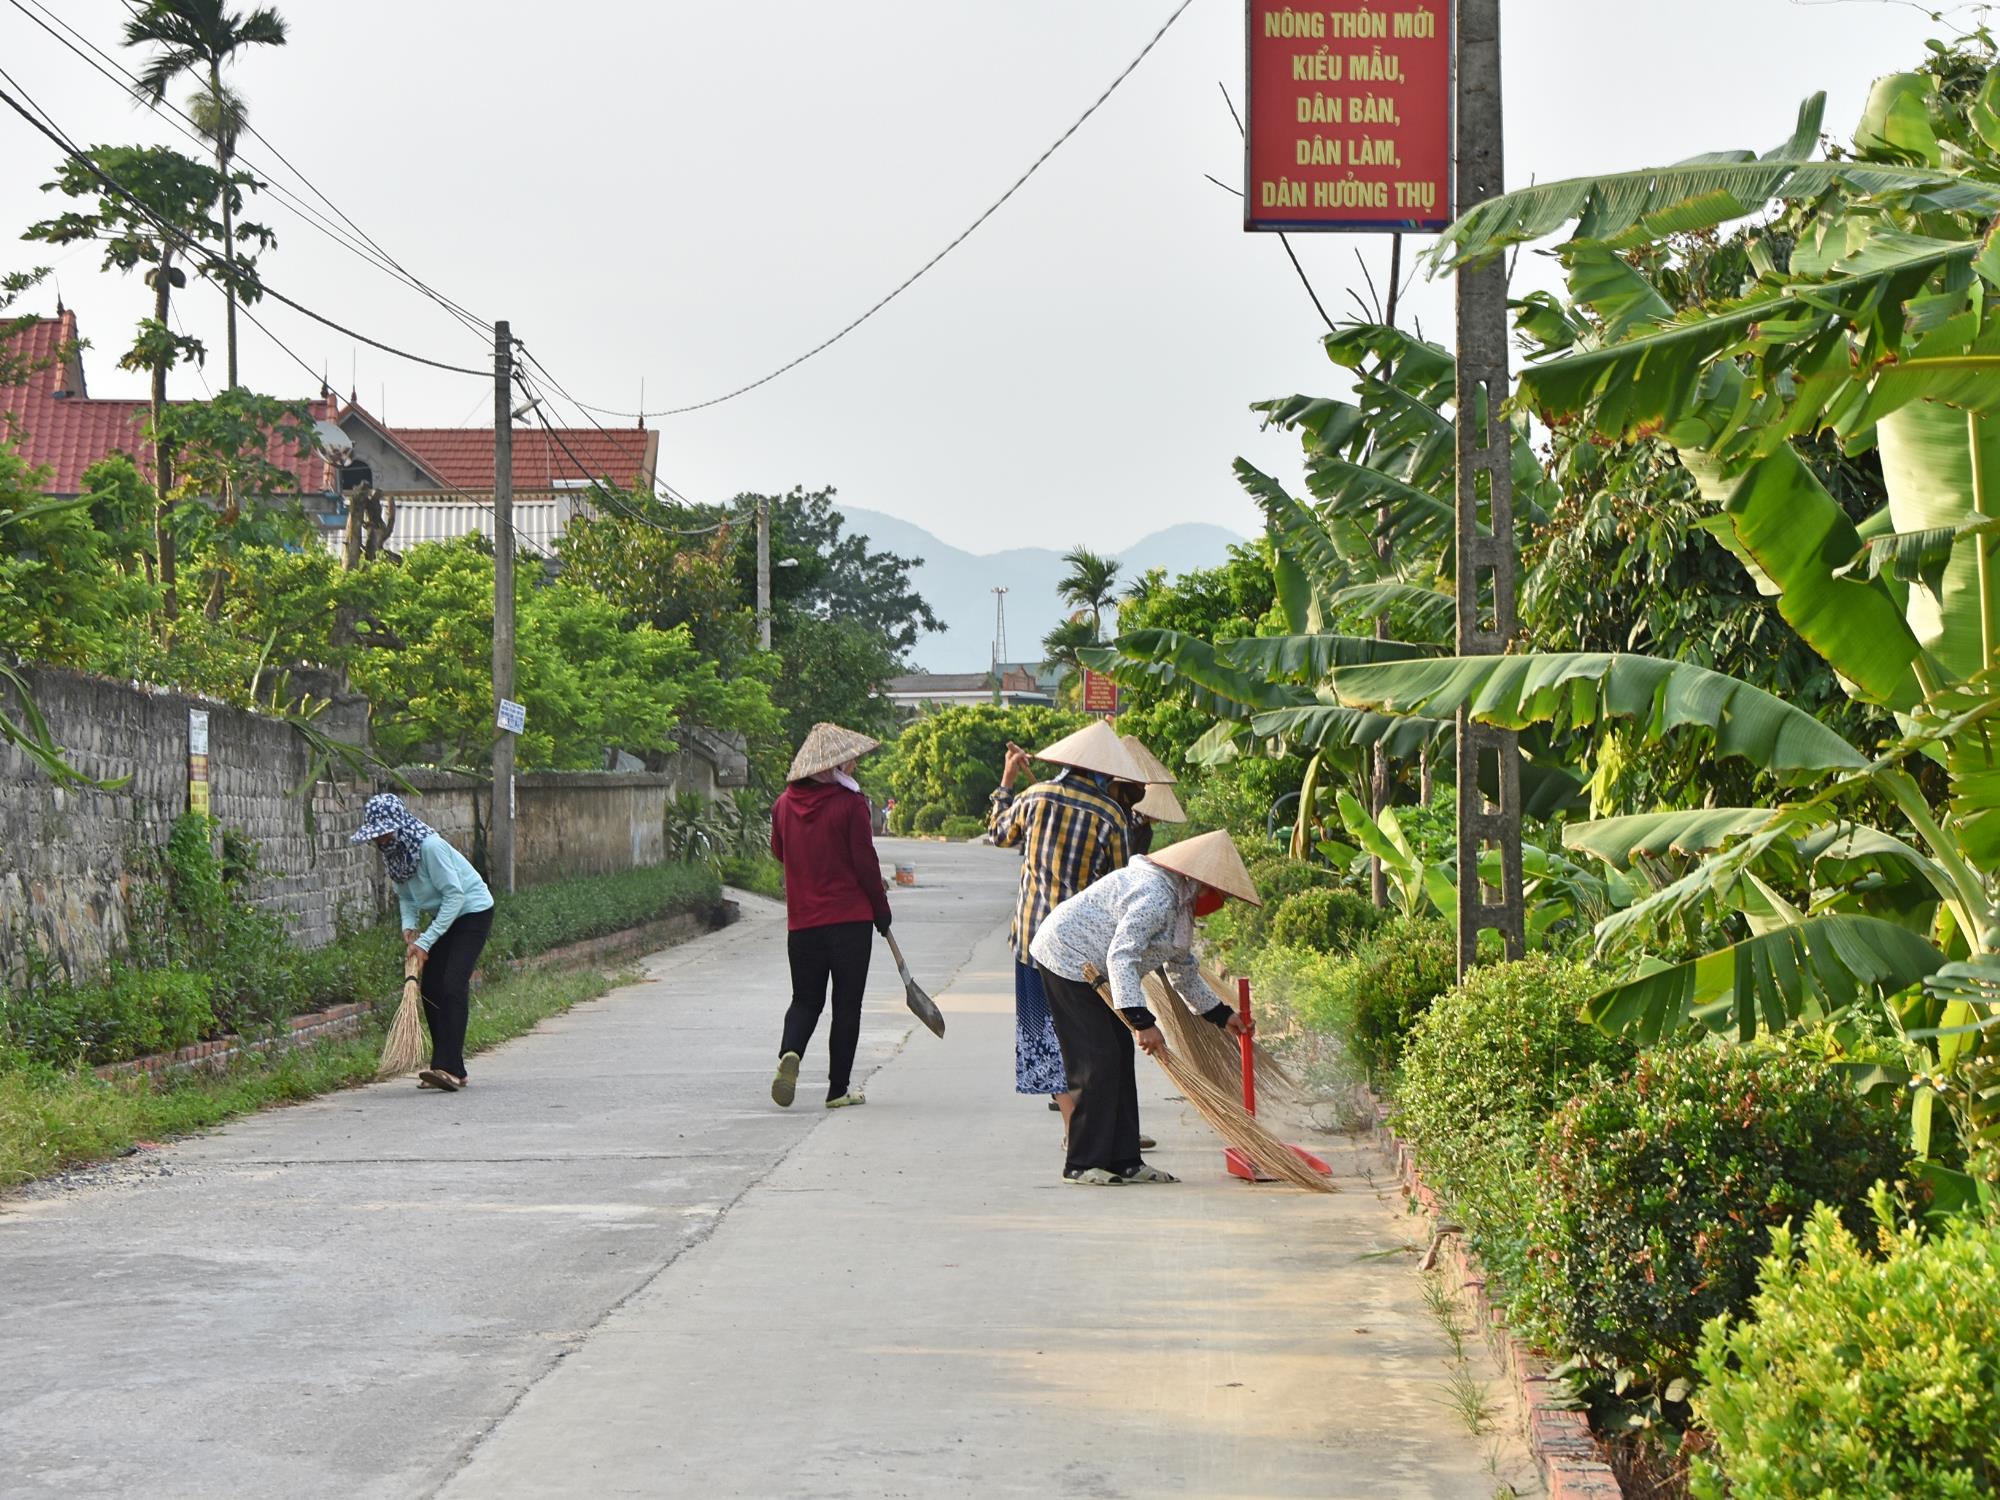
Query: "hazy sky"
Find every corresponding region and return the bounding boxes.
[1,0,1974,553]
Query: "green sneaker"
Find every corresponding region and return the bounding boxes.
[825,1089,866,1109]
[771,1051,801,1108]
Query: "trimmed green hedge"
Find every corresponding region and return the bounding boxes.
[2,856,722,1069]
[1693,1194,2000,1499]
[1523,1044,1908,1389]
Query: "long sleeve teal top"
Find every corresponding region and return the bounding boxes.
[395,834,495,951]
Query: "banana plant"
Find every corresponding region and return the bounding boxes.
[1321,47,2000,1177]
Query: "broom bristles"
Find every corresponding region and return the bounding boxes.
[1145,971,1309,1110]
[1098,971,1335,1193]
[376,971,426,1078]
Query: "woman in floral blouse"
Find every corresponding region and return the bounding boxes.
[1028,830,1260,1186]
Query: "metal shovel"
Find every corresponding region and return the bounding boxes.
[882,931,945,1038]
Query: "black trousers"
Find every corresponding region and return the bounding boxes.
[1039,965,1143,1175]
[782,920,873,1100]
[419,907,493,1078]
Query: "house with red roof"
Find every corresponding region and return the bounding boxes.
[2,310,659,556]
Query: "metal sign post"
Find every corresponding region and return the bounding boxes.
[1451,0,1524,971]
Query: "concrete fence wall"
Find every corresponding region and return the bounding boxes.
[1,666,676,987]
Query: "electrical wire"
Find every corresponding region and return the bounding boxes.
[564,0,1196,420]
[0,79,490,378]
[19,0,493,339]
[513,349,713,515]
[511,365,732,538]
[204,296,558,561]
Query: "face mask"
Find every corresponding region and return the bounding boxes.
[1193,888,1226,918]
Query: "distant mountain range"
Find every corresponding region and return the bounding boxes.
[839,507,1251,674]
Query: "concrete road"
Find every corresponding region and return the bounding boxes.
[1,839,1534,1498]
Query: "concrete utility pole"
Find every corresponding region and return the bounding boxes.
[756,495,773,651]
[491,321,517,894]
[1452,0,1524,973]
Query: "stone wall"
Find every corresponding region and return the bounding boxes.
[0,665,379,985]
[1,668,678,985]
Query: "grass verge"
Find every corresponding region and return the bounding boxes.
[0,964,621,1190]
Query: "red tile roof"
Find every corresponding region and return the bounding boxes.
[396,424,658,492]
[2,312,652,500]
[2,310,336,496]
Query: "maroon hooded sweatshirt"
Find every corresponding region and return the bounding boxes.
[770,778,892,933]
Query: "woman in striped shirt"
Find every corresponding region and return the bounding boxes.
[988,721,1151,1137]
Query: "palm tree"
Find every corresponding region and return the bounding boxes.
[1040,615,1097,685]
[1056,547,1121,642]
[124,1,288,390]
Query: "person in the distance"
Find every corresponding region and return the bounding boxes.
[770,722,891,1110]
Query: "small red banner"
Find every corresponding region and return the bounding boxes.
[1244,0,1454,233]
[1081,669,1120,716]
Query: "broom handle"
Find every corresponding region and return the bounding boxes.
[1238,977,1256,1117]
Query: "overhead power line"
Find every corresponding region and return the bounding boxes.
[9,0,492,342]
[566,0,1197,420]
[0,80,489,378]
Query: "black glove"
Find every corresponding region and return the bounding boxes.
[875,913,892,937]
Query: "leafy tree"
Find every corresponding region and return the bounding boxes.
[0,441,151,666]
[1039,615,1096,677]
[558,500,752,667]
[25,144,269,615]
[123,0,289,388]
[887,704,1089,822]
[348,537,779,772]
[733,486,941,656]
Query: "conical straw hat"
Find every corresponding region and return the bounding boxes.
[1119,734,1177,785]
[1134,782,1187,823]
[1035,720,1150,783]
[788,722,881,782]
[1149,829,1261,905]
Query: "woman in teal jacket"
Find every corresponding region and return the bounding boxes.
[352,793,495,1091]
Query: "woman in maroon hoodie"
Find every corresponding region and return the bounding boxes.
[769,722,893,1109]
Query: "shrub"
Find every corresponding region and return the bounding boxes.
[1395,953,1630,1297]
[1207,855,1341,956]
[486,862,723,962]
[1324,915,1458,1074]
[719,853,784,899]
[939,814,986,840]
[1690,1192,2000,1500]
[0,967,216,1066]
[1266,886,1383,954]
[1523,1044,1908,1388]
[910,802,948,835]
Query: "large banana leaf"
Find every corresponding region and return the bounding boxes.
[1249,700,1451,761]
[1564,807,1783,870]
[1584,913,1947,1045]
[1301,456,1466,552]
[1220,633,1434,680]
[1516,235,1979,441]
[1327,581,1457,644]
[1712,446,1926,708]
[1081,632,1305,721]
[1877,400,1996,684]
[1332,653,1869,775]
[1234,460,1351,589]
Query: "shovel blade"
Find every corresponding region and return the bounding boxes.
[905,981,946,1039]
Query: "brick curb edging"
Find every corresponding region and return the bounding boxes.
[1368,1102,1624,1500]
[95,899,739,1084]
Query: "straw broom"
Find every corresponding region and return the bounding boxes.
[376,951,426,1078]
[1146,968,1307,1110]
[1089,969,1335,1193]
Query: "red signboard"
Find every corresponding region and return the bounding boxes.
[1081,669,1120,716]
[1244,1,1454,233]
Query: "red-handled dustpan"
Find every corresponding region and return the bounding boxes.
[1225,978,1330,1182]
[883,931,945,1038]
